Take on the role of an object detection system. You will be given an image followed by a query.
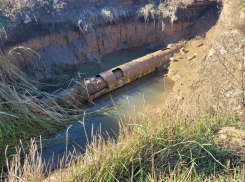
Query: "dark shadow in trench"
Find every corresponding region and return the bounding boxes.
[166,7,220,45]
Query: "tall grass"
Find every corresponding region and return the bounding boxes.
[66,113,241,181]
[0,49,85,165]
[3,102,244,181]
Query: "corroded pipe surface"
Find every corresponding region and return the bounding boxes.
[85,44,183,101]
[52,44,182,105]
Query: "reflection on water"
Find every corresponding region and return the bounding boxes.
[41,48,174,165]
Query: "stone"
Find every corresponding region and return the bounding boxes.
[222,87,235,97]
[176,96,184,100]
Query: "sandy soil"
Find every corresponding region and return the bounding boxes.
[165,7,219,113]
[165,0,245,158]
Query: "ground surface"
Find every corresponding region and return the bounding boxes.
[165,7,218,113]
[165,0,245,164]
[214,127,245,155]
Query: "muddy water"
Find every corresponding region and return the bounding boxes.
[76,47,157,79]
[44,47,157,92]
[41,47,174,164]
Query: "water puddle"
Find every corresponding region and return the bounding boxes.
[41,47,174,164]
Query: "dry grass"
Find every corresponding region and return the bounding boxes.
[2,101,245,181]
[0,47,86,165]
[78,6,128,33]
[0,0,243,181]
[77,0,195,33]
[136,0,194,32]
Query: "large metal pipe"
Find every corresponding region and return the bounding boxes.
[51,44,182,106]
[85,44,182,101]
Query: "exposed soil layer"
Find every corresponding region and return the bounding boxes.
[165,0,245,121]
[1,2,219,82]
[165,7,219,112]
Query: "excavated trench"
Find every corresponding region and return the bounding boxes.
[1,1,220,106]
[42,48,175,166]
[0,0,221,166]
[42,8,220,166]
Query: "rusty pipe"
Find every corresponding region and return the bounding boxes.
[50,44,182,105]
[85,44,183,101]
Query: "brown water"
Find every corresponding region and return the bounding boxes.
[43,47,157,92]
[41,47,174,165]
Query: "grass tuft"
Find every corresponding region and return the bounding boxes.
[0,48,86,165]
[78,6,128,33]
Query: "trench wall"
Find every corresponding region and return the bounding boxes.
[1,0,221,81]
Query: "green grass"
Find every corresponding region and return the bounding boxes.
[4,105,245,181]
[0,49,87,165]
[69,116,241,181]
[64,115,244,181]
[0,15,7,28]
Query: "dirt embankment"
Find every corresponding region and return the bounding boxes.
[160,0,245,157]
[1,1,217,81]
[165,0,245,119]
[5,20,190,81]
